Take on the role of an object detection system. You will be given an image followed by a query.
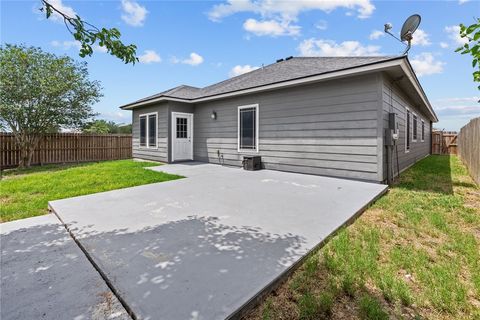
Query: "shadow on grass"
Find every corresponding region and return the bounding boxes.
[396,155,453,195]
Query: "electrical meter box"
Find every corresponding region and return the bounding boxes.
[385,113,399,145]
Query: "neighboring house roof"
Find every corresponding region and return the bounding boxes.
[120,55,438,122]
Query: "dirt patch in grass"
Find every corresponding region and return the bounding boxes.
[244,156,480,320]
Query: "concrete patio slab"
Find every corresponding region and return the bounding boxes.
[0,214,130,320]
[49,163,387,320]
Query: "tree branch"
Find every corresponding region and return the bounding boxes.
[40,0,138,64]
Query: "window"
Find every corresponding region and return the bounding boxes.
[238,104,258,152]
[176,117,188,138]
[413,114,418,141]
[139,112,157,148]
[421,120,425,142]
[406,109,411,152]
[148,114,157,147]
[139,116,146,147]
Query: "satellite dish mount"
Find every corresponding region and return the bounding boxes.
[384,14,421,55]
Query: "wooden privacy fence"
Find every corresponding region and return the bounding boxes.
[432,130,458,155]
[458,117,480,185]
[0,133,132,169]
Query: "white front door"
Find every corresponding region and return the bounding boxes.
[172,112,193,161]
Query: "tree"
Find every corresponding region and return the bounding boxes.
[40,0,138,64]
[82,120,132,134]
[83,120,111,134]
[0,44,102,167]
[456,18,480,90]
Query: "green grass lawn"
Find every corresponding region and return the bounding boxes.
[0,160,181,222]
[247,155,480,320]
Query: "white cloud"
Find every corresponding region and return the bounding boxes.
[99,111,131,123]
[183,52,204,66]
[433,95,480,130]
[410,52,445,77]
[138,50,161,64]
[298,38,381,56]
[121,0,148,27]
[172,52,204,66]
[229,65,259,77]
[208,0,375,22]
[369,30,384,40]
[439,42,449,49]
[434,105,479,113]
[445,25,468,46]
[51,40,81,50]
[411,29,431,46]
[44,0,76,21]
[315,20,328,30]
[435,96,480,103]
[243,18,300,36]
[51,40,108,53]
[458,0,470,4]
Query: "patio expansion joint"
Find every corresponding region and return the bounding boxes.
[48,205,138,320]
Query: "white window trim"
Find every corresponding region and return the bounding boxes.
[139,111,158,149]
[171,112,194,162]
[412,112,418,142]
[405,107,410,153]
[237,104,259,153]
[421,119,425,142]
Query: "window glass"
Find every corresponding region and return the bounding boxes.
[239,107,257,150]
[147,114,157,147]
[406,110,411,150]
[176,117,188,138]
[421,121,425,141]
[413,114,418,140]
[140,116,146,147]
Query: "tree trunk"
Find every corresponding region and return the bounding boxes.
[15,133,40,168]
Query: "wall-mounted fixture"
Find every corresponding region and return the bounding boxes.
[211,111,217,120]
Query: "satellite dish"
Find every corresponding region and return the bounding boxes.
[400,14,421,42]
[384,14,422,55]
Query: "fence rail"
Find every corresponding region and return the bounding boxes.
[432,131,458,155]
[458,117,480,185]
[0,133,132,169]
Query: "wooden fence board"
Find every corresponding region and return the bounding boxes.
[432,131,458,155]
[458,117,480,185]
[0,133,132,169]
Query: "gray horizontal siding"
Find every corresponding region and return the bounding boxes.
[132,103,169,162]
[382,75,431,180]
[194,74,381,182]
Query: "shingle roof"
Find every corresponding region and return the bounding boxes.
[122,56,401,106]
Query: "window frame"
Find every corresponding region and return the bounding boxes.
[405,108,411,153]
[139,111,158,149]
[421,119,425,142]
[412,113,418,142]
[237,104,259,153]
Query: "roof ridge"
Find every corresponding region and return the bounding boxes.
[293,55,398,59]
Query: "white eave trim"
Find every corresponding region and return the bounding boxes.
[121,57,437,123]
[121,59,405,110]
[400,60,438,122]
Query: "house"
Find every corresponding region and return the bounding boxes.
[120,56,438,183]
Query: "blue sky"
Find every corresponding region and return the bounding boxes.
[1,0,479,130]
